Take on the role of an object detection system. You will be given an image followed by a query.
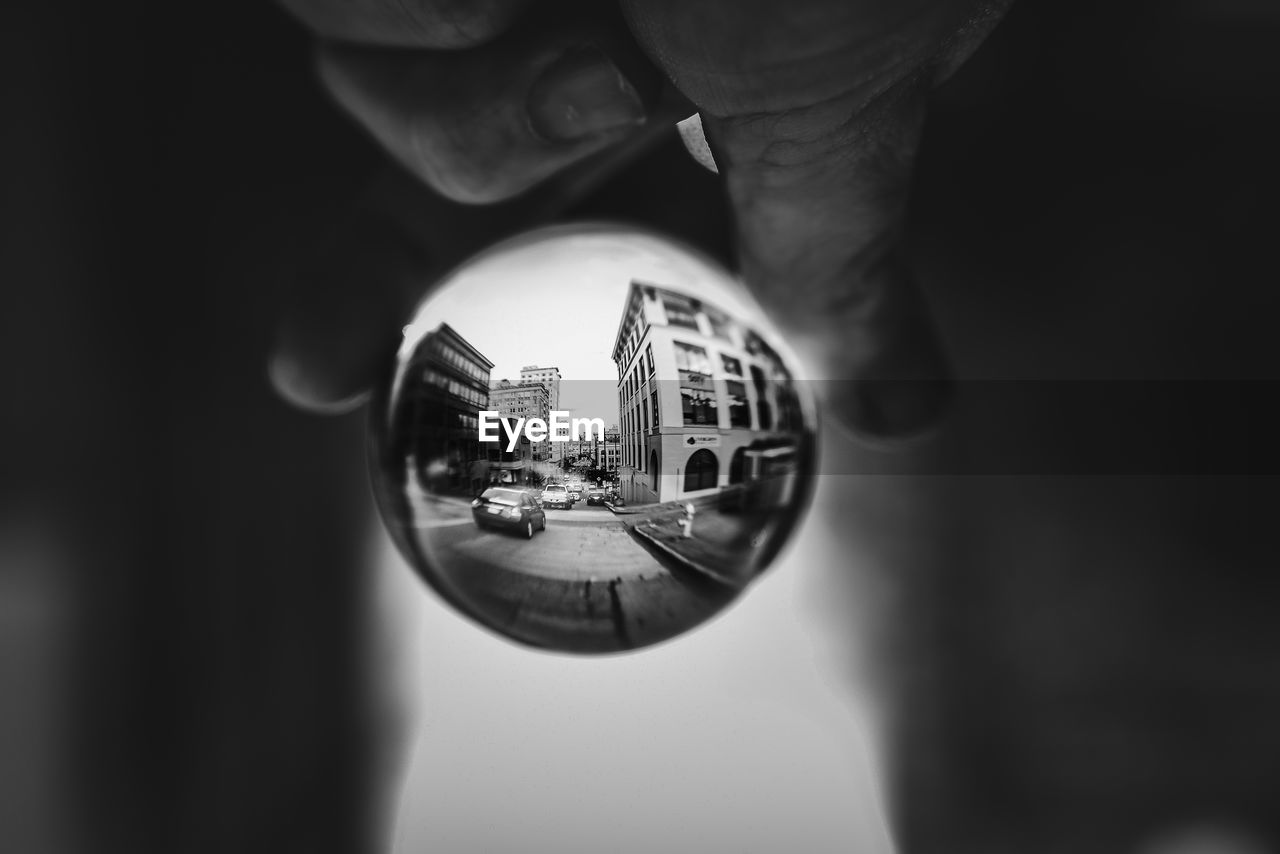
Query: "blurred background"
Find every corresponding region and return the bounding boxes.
[4,0,1280,852]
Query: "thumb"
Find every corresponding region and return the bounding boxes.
[704,78,949,440]
[620,0,1013,440]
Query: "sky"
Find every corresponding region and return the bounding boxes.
[400,227,776,429]
[413,235,637,425]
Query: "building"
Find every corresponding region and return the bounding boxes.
[487,379,552,469]
[518,365,561,412]
[484,432,539,486]
[398,323,494,495]
[488,379,551,423]
[555,426,621,478]
[611,281,804,505]
[518,366,566,455]
[597,427,621,473]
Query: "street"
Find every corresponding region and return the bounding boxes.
[409,498,735,652]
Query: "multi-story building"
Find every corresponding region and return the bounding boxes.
[398,322,494,495]
[611,281,804,505]
[554,427,621,478]
[518,365,561,412]
[597,427,621,473]
[518,366,565,455]
[487,379,552,465]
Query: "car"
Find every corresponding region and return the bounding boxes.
[539,483,573,510]
[567,482,583,501]
[586,489,606,506]
[471,488,546,538]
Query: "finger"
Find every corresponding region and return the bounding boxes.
[315,10,671,205]
[621,0,1012,440]
[280,0,533,50]
[709,84,954,441]
[269,119,679,413]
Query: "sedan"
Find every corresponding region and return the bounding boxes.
[472,488,546,538]
[586,489,606,506]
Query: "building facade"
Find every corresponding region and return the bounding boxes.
[597,427,621,473]
[555,427,621,479]
[487,380,552,472]
[400,322,494,495]
[611,281,803,505]
[518,365,561,412]
[518,366,566,458]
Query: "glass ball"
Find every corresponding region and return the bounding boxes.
[368,224,817,653]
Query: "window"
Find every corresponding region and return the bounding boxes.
[774,382,801,431]
[725,380,750,428]
[663,295,700,329]
[675,343,713,424]
[650,451,659,492]
[705,307,732,341]
[750,365,773,430]
[681,388,717,425]
[756,398,773,431]
[684,449,718,492]
[645,344,655,375]
[674,341,712,375]
[650,390,659,429]
[720,354,742,376]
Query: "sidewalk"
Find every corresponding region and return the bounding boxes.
[621,495,773,587]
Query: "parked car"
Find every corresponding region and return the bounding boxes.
[586,488,606,506]
[539,483,573,510]
[472,488,546,538]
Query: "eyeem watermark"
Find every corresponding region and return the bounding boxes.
[479,411,605,451]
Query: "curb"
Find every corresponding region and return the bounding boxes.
[629,524,739,588]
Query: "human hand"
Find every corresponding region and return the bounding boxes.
[253,3,1279,853]
[269,0,1012,439]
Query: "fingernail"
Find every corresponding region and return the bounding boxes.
[528,46,647,142]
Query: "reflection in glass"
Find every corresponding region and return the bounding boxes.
[369,226,816,653]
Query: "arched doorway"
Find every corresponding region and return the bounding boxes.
[683,449,718,493]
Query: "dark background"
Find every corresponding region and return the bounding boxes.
[3,1,1279,852]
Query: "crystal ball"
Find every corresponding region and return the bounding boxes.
[368,225,817,653]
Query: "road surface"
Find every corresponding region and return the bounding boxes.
[407,501,735,651]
